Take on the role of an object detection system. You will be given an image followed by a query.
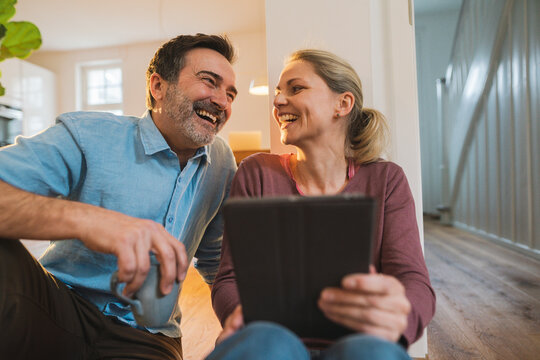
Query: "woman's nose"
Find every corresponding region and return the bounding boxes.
[273,92,287,107]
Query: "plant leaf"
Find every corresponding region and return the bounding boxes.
[0,0,17,24]
[1,21,41,59]
[0,81,4,96]
[0,24,6,41]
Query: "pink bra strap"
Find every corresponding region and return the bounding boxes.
[348,158,356,179]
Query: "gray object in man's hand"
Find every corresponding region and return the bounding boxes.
[110,264,181,328]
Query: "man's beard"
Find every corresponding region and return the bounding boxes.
[163,85,222,147]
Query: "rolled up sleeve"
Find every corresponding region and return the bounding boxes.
[0,123,84,197]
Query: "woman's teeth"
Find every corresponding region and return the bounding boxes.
[279,114,298,123]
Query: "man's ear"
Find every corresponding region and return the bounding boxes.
[150,73,167,103]
[336,92,355,117]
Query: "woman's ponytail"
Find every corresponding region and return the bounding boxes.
[347,107,388,164]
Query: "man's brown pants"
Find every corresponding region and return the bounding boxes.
[0,239,183,360]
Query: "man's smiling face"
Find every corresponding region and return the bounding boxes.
[162,47,237,149]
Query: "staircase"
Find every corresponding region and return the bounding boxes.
[436,0,539,257]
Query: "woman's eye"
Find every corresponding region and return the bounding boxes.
[292,86,303,93]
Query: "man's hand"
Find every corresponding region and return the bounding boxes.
[78,207,188,297]
[215,305,244,345]
[0,180,188,297]
[318,266,411,342]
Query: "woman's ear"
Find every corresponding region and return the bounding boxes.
[149,73,167,103]
[335,92,355,117]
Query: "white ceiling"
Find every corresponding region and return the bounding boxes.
[12,0,461,52]
[13,0,266,51]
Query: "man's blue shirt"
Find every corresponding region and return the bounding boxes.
[0,111,236,337]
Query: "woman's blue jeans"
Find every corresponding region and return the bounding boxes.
[206,321,411,360]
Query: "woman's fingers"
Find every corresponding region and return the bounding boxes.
[342,273,405,295]
[319,298,407,342]
[323,309,403,342]
[318,272,410,342]
[319,299,406,328]
[216,306,244,345]
[320,287,411,314]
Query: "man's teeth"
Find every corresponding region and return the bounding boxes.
[196,110,218,124]
[279,114,299,123]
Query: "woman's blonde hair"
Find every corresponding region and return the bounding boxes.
[286,49,388,164]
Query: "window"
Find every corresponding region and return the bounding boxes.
[79,61,123,114]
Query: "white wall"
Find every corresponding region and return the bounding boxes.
[224,32,270,149]
[415,9,461,214]
[26,31,271,149]
[370,3,427,355]
[265,0,426,356]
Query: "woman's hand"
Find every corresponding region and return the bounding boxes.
[318,266,411,342]
[215,305,244,345]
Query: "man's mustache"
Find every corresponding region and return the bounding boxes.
[193,100,226,124]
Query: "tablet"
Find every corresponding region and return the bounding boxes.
[223,193,376,339]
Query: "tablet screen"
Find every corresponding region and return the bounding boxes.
[224,193,376,339]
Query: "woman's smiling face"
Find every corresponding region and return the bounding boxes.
[273,60,342,147]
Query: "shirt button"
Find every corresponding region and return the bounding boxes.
[167,217,173,223]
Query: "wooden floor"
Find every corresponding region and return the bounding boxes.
[423,219,540,360]
[22,220,540,360]
[179,264,221,360]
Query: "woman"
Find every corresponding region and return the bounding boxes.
[208,49,435,360]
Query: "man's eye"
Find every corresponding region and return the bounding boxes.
[227,93,236,101]
[203,77,216,86]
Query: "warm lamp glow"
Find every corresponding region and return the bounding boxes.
[248,77,268,96]
[228,131,262,151]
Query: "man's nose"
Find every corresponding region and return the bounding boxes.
[212,89,229,111]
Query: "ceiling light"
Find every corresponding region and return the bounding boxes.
[249,77,268,96]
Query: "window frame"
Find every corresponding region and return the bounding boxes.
[77,60,123,114]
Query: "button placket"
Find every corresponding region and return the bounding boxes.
[164,158,202,236]
[164,171,183,231]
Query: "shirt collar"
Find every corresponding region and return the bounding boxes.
[138,111,210,163]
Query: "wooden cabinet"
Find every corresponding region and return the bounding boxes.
[232,149,270,165]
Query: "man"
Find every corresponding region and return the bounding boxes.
[0,33,238,360]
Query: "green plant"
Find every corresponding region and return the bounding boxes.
[0,0,42,96]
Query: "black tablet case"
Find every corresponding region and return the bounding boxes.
[223,194,376,340]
